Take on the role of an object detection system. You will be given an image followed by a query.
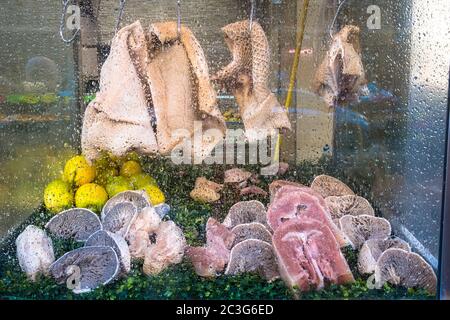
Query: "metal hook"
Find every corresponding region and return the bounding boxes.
[249,0,256,32]
[60,0,79,44]
[329,0,348,38]
[176,0,182,39]
[115,0,127,34]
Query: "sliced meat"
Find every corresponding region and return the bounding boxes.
[267,187,348,247]
[225,239,279,282]
[187,218,235,277]
[231,222,272,246]
[269,180,306,202]
[143,221,186,275]
[240,186,268,197]
[325,195,374,222]
[206,218,235,250]
[223,200,267,229]
[339,215,391,249]
[358,238,411,275]
[273,219,354,291]
[310,175,354,198]
[186,246,227,278]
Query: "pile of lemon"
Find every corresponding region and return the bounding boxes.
[43,153,165,214]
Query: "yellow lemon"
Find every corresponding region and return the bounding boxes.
[143,184,165,205]
[129,173,157,190]
[63,155,96,186]
[75,183,108,213]
[120,160,142,178]
[44,179,74,213]
[106,176,133,198]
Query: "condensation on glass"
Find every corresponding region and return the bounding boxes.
[0,0,449,299]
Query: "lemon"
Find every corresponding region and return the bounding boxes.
[44,179,74,213]
[106,176,133,198]
[75,183,108,213]
[63,155,96,186]
[120,160,142,178]
[143,184,165,205]
[130,173,157,190]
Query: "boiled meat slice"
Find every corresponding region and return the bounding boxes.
[85,230,131,275]
[273,219,354,291]
[375,248,437,294]
[225,239,279,282]
[127,206,161,259]
[267,186,348,247]
[223,200,268,229]
[187,218,235,277]
[325,195,374,223]
[310,175,354,198]
[49,246,119,294]
[45,208,102,242]
[206,218,235,250]
[269,180,306,202]
[16,225,55,281]
[231,222,272,246]
[213,20,291,141]
[186,246,226,278]
[81,21,158,162]
[143,221,186,275]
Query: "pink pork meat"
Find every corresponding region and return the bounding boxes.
[187,218,235,277]
[267,186,348,247]
[273,218,354,291]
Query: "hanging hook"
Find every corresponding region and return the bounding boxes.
[176,0,182,39]
[329,0,348,38]
[60,0,80,44]
[249,0,256,32]
[115,0,127,34]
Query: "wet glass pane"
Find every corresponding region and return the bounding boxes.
[0,0,448,300]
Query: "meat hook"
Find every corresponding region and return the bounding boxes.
[176,0,182,39]
[115,0,127,34]
[329,0,348,38]
[249,0,256,32]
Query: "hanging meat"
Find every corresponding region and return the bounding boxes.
[82,21,226,163]
[213,20,291,141]
[312,25,368,107]
[81,21,158,162]
[146,21,226,158]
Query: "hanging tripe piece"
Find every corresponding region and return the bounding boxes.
[313,25,368,107]
[82,21,226,163]
[212,20,291,141]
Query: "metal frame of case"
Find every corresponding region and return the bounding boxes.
[439,69,450,300]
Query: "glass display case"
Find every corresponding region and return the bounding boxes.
[0,0,449,300]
